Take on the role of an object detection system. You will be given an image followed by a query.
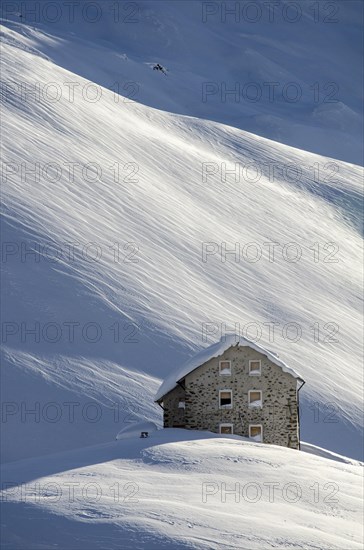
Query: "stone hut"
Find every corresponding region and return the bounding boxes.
[155,335,305,449]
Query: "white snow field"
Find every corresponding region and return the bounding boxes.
[1,428,363,550]
[0,1,363,548]
[1,0,363,164]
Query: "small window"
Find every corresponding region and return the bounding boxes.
[249,424,263,442]
[219,423,233,434]
[249,360,261,375]
[219,360,231,375]
[248,390,262,407]
[178,399,185,409]
[219,390,232,409]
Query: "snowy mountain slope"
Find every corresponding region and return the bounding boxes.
[1,347,162,462]
[1,0,363,164]
[1,429,363,550]
[1,4,363,549]
[1,13,363,463]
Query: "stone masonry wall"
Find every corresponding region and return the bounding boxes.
[162,384,186,428]
[161,345,300,449]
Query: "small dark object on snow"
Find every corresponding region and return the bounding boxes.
[140,431,149,438]
[153,64,167,76]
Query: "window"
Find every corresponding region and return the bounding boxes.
[178,399,185,409]
[219,423,233,435]
[249,360,261,375]
[248,390,262,408]
[219,390,232,409]
[219,360,231,375]
[249,424,263,442]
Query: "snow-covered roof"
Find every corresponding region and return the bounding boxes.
[155,335,304,402]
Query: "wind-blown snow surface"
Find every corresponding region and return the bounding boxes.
[1,429,363,550]
[1,0,363,163]
[1,6,363,462]
[1,3,363,548]
[1,348,162,462]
